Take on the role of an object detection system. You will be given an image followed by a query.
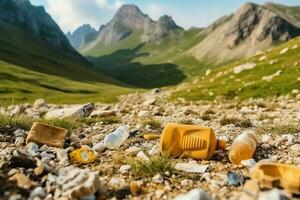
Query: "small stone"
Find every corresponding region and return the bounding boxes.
[227,172,244,186]
[15,137,25,146]
[152,174,164,184]
[181,179,193,187]
[108,177,126,188]
[138,110,151,117]
[27,142,39,156]
[8,169,19,176]
[125,146,141,155]
[261,134,271,143]
[90,110,116,118]
[80,194,96,200]
[33,99,46,109]
[149,144,160,156]
[143,98,156,106]
[92,142,106,153]
[26,122,68,148]
[174,188,211,200]
[174,162,208,173]
[239,180,259,200]
[56,149,69,166]
[45,103,94,119]
[41,151,55,160]
[155,189,165,198]
[136,151,149,161]
[9,172,32,189]
[292,89,299,94]
[13,129,26,137]
[290,144,300,155]
[119,165,131,174]
[279,48,289,55]
[29,186,46,200]
[241,159,256,168]
[130,181,142,195]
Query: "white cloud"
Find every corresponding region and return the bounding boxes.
[43,0,124,33]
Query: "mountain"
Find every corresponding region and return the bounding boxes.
[172,36,300,101]
[66,24,98,48]
[189,2,300,63]
[81,4,182,54]
[0,0,130,104]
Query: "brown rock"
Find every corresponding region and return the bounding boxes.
[26,122,68,148]
[239,180,259,200]
[9,172,32,189]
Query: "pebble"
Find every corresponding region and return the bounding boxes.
[241,159,256,168]
[258,188,287,200]
[152,174,164,184]
[29,186,46,200]
[119,165,131,174]
[27,142,39,156]
[15,137,25,146]
[56,149,69,166]
[92,142,106,153]
[125,146,141,155]
[261,134,272,143]
[149,144,160,156]
[180,179,193,187]
[290,144,300,155]
[173,188,211,200]
[138,110,150,117]
[136,151,149,161]
[13,129,26,137]
[227,172,244,186]
[40,151,55,160]
[175,162,208,173]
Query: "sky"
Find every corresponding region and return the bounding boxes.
[29,0,300,33]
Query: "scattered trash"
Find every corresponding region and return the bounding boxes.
[69,145,96,164]
[104,126,129,149]
[173,188,211,200]
[241,159,257,168]
[56,166,100,199]
[9,172,32,189]
[251,162,300,194]
[174,161,208,173]
[227,172,244,186]
[45,103,95,119]
[26,122,68,148]
[160,123,226,160]
[136,151,149,161]
[143,133,160,140]
[229,131,257,164]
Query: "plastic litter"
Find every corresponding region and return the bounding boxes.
[143,133,160,140]
[251,162,300,195]
[69,145,96,164]
[160,123,226,160]
[228,131,257,165]
[104,126,129,149]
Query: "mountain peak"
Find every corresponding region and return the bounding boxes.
[67,24,97,48]
[115,4,146,19]
[158,15,180,30]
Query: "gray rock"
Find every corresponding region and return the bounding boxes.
[15,137,25,146]
[29,186,46,200]
[13,129,26,137]
[119,165,131,174]
[33,99,46,109]
[174,162,208,173]
[152,174,164,184]
[45,103,95,119]
[27,142,39,156]
[258,188,287,200]
[56,149,69,166]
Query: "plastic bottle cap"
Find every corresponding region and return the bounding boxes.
[217,139,227,151]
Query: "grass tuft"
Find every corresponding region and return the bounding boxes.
[0,114,33,131]
[129,156,175,178]
[98,116,121,125]
[256,124,300,135]
[220,117,252,127]
[141,119,162,129]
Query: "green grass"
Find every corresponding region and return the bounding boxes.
[128,156,175,178]
[0,114,33,130]
[172,36,300,101]
[141,118,162,129]
[220,117,252,127]
[256,124,300,135]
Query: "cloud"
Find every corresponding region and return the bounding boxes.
[44,0,124,33]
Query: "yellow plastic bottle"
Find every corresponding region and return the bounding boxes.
[160,123,226,160]
[229,131,257,165]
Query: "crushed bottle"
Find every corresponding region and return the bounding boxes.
[104,126,129,149]
[160,123,226,160]
[69,145,96,164]
[229,131,258,165]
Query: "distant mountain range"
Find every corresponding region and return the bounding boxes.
[0,1,299,104]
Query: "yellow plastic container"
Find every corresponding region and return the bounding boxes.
[69,145,96,164]
[160,123,225,160]
[251,162,300,195]
[228,131,257,165]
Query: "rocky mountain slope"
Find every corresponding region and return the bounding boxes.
[0,0,131,105]
[66,24,98,49]
[81,4,182,54]
[189,2,300,63]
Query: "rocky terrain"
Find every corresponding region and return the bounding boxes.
[0,89,300,200]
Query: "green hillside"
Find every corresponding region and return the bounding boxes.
[0,60,133,106]
[83,29,217,88]
[172,36,300,101]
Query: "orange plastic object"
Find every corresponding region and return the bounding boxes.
[228,131,257,165]
[143,133,160,140]
[160,123,223,160]
[69,145,96,164]
[251,162,300,195]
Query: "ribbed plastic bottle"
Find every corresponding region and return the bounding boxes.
[104,126,129,149]
[160,123,226,160]
[229,131,258,165]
